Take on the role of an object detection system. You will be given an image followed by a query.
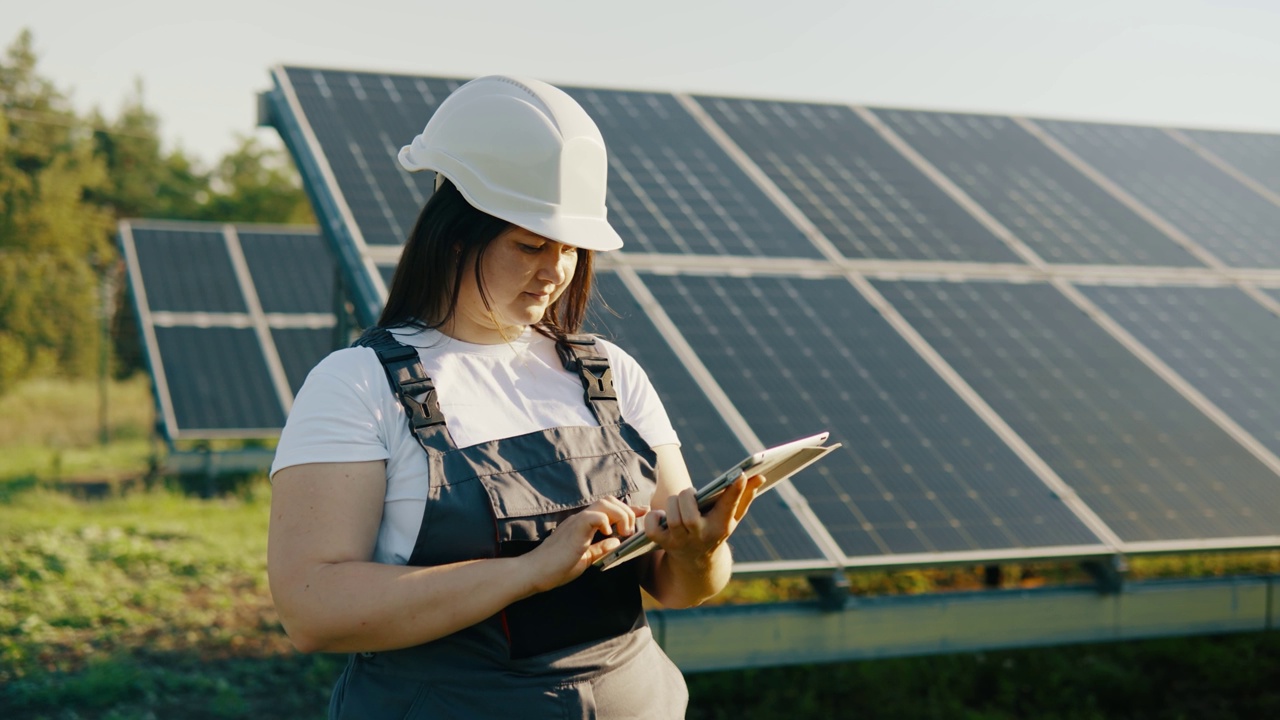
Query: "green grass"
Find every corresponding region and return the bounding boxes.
[0,375,155,483]
[0,484,333,719]
[2,482,1278,719]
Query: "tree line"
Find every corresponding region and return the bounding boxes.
[0,29,314,394]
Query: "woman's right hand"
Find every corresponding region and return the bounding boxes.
[522,497,643,594]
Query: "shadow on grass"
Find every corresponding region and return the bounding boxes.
[2,649,346,720]
[685,631,1280,720]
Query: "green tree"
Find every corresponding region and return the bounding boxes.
[91,83,210,221]
[201,134,314,224]
[0,29,112,393]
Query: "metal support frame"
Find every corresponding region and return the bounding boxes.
[650,574,1278,674]
[1082,554,1130,595]
[807,571,854,611]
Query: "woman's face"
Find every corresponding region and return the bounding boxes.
[448,226,579,343]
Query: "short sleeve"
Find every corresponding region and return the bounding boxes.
[599,339,680,449]
[270,348,394,478]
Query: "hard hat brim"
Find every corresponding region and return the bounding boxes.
[498,209,625,252]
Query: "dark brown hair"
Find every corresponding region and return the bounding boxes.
[378,179,595,339]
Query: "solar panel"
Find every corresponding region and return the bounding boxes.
[1179,128,1280,196]
[693,97,1021,264]
[1035,120,1280,268]
[262,64,1280,570]
[870,110,1204,267]
[566,89,819,258]
[1081,284,1280,460]
[120,220,340,440]
[876,279,1280,547]
[588,272,830,570]
[638,273,1108,563]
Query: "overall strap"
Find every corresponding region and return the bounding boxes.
[353,327,456,453]
[555,334,623,426]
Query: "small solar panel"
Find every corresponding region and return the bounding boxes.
[588,272,829,569]
[877,279,1280,545]
[1036,120,1280,268]
[640,273,1107,562]
[1081,284,1280,460]
[121,220,341,441]
[695,97,1021,263]
[871,110,1203,267]
[1180,128,1280,196]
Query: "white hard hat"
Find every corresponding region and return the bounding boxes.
[398,75,623,252]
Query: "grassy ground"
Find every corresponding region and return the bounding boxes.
[2,483,1278,719]
[0,375,155,485]
[2,376,1280,718]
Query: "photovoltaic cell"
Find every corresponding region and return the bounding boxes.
[564,88,819,258]
[1081,284,1280,460]
[873,110,1203,267]
[640,273,1105,560]
[154,326,284,431]
[587,272,827,567]
[239,229,336,314]
[695,97,1020,263]
[1180,128,1280,196]
[1036,120,1280,268]
[131,227,246,313]
[876,279,1280,544]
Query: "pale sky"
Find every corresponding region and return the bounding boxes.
[8,0,1280,168]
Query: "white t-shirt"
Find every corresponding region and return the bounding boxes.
[271,326,679,565]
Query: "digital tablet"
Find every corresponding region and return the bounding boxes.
[594,432,840,571]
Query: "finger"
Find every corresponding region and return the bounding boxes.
[591,496,637,536]
[573,509,615,539]
[668,488,701,534]
[704,474,749,527]
[643,508,668,540]
[733,475,765,522]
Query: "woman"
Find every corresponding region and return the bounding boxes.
[267,75,762,719]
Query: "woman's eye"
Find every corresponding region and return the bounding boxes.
[561,245,578,256]
[519,243,543,254]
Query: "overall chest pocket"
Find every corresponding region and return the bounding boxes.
[477,450,642,544]
[476,452,646,659]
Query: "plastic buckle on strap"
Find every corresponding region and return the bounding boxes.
[378,343,420,364]
[404,390,446,429]
[577,358,616,402]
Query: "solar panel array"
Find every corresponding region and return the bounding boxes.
[120,220,341,441]
[228,66,1280,571]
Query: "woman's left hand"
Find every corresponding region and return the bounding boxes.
[643,473,764,566]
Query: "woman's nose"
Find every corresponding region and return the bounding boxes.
[538,249,573,284]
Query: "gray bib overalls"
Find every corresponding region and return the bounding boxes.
[328,328,689,719]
